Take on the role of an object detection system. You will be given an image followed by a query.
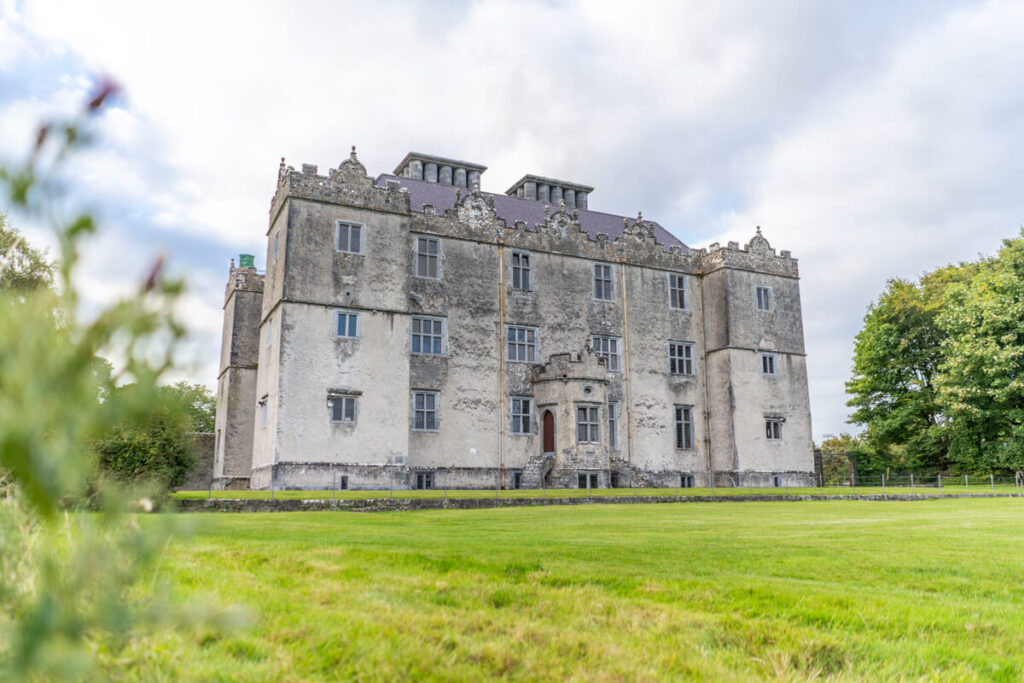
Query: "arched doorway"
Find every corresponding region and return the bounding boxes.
[542,410,555,454]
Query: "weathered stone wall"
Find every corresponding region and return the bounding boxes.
[228,151,815,490]
[175,432,215,491]
[213,267,263,486]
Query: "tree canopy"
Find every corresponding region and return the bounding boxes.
[0,214,53,293]
[847,231,1024,474]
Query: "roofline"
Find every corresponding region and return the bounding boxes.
[393,152,487,175]
[505,174,594,196]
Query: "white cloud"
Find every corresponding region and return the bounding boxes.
[2,0,1022,436]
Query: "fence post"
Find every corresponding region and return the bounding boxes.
[938,473,941,489]
[390,473,394,501]
[332,473,336,500]
[632,475,637,502]
[965,473,968,492]
[444,473,448,508]
[910,473,914,493]
[991,474,994,491]
[587,474,592,502]
[882,473,885,494]
[208,472,213,501]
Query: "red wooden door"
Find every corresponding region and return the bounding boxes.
[543,410,555,453]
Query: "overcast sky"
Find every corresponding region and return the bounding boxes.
[2,0,1022,440]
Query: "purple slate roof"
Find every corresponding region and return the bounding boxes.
[375,174,687,252]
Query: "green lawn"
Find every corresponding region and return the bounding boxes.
[127,498,1024,680]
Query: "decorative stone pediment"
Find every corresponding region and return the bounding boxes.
[329,146,374,189]
[617,212,658,244]
[454,183,501,236]
[746,226,774,257]
[536,199,579,235]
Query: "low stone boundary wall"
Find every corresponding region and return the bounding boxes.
[175,492,1024,513]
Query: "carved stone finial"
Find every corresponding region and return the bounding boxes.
[623,217,629,228]
[637,211,643,221]
[559,198,566,211]
[279,157,285,167]
[756,225,762,235]
[230,257,235,270]
[471,180,480,196]
[350,145,357,160]
[455,188,461,202]
[544,205,550,218]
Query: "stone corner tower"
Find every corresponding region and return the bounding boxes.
[212,255,264,490]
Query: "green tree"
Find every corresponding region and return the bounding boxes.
[166,380,216,432]
[0,213,53,293]
[94,385,197,489]
[937,232,1024,473]
[845,273,955,472]
[93,381,214,489]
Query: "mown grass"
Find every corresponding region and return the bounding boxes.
[124,498,1024,681]
[173,483,1023,501]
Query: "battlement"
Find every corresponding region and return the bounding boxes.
[701,227,799,278]
[531,348,609,384]
[225,256,265,305]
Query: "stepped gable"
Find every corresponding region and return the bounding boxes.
[375,174,687,253]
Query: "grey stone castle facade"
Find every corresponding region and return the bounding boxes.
[213,149,815,490]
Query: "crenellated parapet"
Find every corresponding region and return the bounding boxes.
[701,227,799,278]
[531,347,609,385]
[224,257,265,306]
[269,147,410,225]
[413,192,706,273]
[268,148,799,278]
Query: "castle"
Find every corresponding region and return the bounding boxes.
[213,149,815,490]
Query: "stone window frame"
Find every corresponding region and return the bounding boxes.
[329,394,358,423]
[511,250,532,291]
[411,390,440,432]
[591,334,621,372]
[414,472,435,489]
[334,309,361,339]
[414,235,442,280]
[336,219,365,255]
[668,341,695,376]
[510,396,533,435]
[578,472,599,489]
[681,474,695,488]
[598,264,610,301]
[765,417,783,440]
[668,273,688,310]
[608,401,619,450]
[761,351,779,376]
[411,315,446,356]
[575,403,601,444]
[675,405,694,450]
[594,263,614,301]
[755,285,773,312]
[505,324,539,363]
